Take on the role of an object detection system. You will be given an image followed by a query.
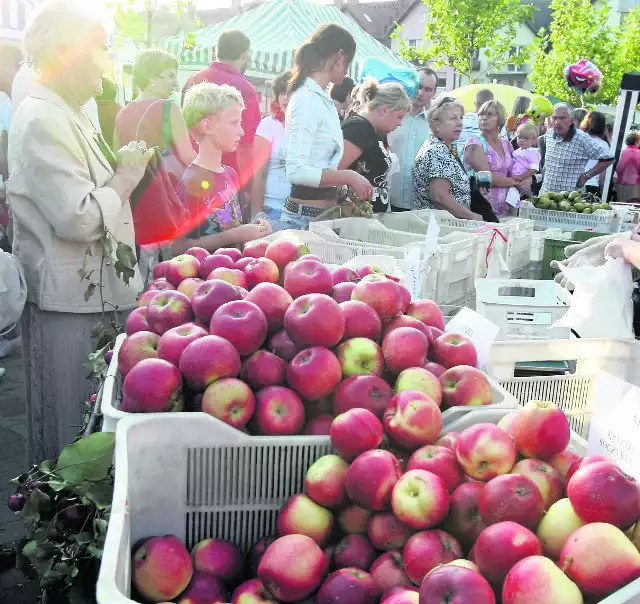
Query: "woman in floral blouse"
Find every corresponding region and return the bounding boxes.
[412,97,483,220]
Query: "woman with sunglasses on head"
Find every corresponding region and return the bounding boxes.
[413,96,483,220]
[282,24,373,230]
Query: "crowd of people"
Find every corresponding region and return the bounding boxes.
[0,0,639,463]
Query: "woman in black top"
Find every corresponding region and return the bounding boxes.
[339,79,411,212]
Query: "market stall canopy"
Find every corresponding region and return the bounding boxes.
[160,0,412,80]
[448,84,533,113]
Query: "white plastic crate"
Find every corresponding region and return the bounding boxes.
[487,339,640,440]
[101,334,517,433]
[475,278,571,341]
[519,200,622,234]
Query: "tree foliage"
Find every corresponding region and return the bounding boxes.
[528,0,640,106]
[391,0,533,82]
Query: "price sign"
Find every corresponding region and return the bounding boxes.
[404,246,421,301]
[445,307,500,368]
[587,372,640,480]
[424,213,440,258]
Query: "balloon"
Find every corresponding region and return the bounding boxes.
[360,57,420,99]
[564,59,602,94]
[525,95,553,123]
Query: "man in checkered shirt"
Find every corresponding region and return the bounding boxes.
[540,103,614,194]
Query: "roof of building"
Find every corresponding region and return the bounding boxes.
[340,0,414,41]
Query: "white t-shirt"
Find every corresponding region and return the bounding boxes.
[0,92,12,132]
[256,115,290,203]
[11,63,102,134]
[584,136,609,187]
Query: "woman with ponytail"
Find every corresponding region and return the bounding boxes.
[283,24,373,229]
[252,71,292,230]
[339,79,410,213]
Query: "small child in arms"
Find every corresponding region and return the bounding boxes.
[172,82,271,255]
[510,122,541,198]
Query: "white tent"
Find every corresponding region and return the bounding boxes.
[0,0,38,41]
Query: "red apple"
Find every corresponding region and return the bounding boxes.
[331,534,377,571]
[210,300,268,356]
[332,267,359,285]
[125,307,151,335]
[511,458,563,509]
[560,522,640,598]
[165,254,201,286]
[257,534,328,602]
[370,551,412,593]
[283,258,333,299]
[252,386,305,435]
[419,566,495,604]
[352,274,403,320]
[512,400,570,460]
[548,449,581,482]
[152,261,170,280]
[395,368,442,407]
[305,454,349,509]
[287,346,342,401]
[502,555,583,604]
[179,335,241,391]
[407,446,462,493]
[402,530,463,585]
[177,277,203,299]
[383,315,432,340]
[479,474,544,530]
[339,505,373,535]
[284,293,345,348]
[332,282,357,304]
[245,257,280,289]
[231,578,277,604]
[331,408,384,461]
[199,253,235,278]
[381,587,419,604]
[214,247,243,262]
[243,239,270,258]
[439,366,492,407]
[367,514,414,551]
[209,267,248,289]
[147,278,175,292]
[137,289,160,308]
[201,377,255,428]
[246,536,278,578]
[301,253,322,262]
[382,327,429,374]
[345,449,403,511]
[435,432,458,451]
[317,568,379,604]
[397,285,411,314]
[383,391,442,450]
[118,331,160,375]
[455,423,516,480]
[333,375,394,418]
[474,521,542,586]
[406,299,445,331]
[184,247,209,263]
[265,240,301,271]
[178,571,228,603]
[340,300,383,341]
[242,350,286,389]
[191,279,242,325]
[235,256,253,272]
[192,538,243,585]
[304,414,334,435]
[423,361,446,378]
[391,470,449,530]
[567,460,640,529]
[356,264,384,279]
[277,493,334,546]
[431,333,477,368]
[157,323,208,367]
[268,329,299,361]
[497,412,519,438]
[565,454,608,482]
[146,290,194,335]
[245,282,293,332]
[336,338,384,377]
[122,358,183,413]
[443,482,486,550]
[423,326,444,347]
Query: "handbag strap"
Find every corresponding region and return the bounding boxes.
[161,100,173,150]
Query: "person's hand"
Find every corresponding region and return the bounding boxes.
[577,173,589,189]
[604,237,637,261]
[233,223,271,244]
[469,212,484,221]
[115,141,154,185]
[254,218,273,235]
[346,171,374,200]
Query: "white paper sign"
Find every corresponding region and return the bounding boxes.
[587,372,640,480]
[404,246,421,301]
[446,307,500,369]
[424,213,440,258]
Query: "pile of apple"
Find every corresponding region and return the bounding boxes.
[128,400,640,603]
[116,237,493,433]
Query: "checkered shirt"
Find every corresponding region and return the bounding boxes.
[540,126,613,194]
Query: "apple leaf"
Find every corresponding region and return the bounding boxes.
[56,432,115,485]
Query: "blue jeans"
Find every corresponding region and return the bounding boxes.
[263,197,289,232]
[279,208,312,230]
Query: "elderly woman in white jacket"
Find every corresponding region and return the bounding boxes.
[7,0,151,463]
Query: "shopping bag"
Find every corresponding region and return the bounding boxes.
[552,257,635,339]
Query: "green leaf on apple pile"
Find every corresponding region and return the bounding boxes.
[22,488,51,523]
[84,283,97,302]
[114,261,136,286]
[56,432,115,485]
[116,242,137,270]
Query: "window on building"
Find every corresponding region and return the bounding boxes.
[507,46,525,71]
[408,39,420,48]
[437,76,447,88]
[420,12,427,22]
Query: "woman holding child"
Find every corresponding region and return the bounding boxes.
[283,24,374,230]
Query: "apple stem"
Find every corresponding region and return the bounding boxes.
[560,556,572,574]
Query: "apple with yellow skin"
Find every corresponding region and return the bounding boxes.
[391,470,450,530]
[394,368,442,407]
[455,423,516,481]
[277,494,334,547]
[548,449,580,481]
[510,458,563,509]
[446,559,479,572]
[231,578,278,603]
[304,454,349,509]
[512,400,570,460]
[536,498,586,559]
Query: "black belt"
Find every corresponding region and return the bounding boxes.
[290,184,338,202]
[284,198,327,218]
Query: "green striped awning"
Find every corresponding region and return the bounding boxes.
[160,0,411,80]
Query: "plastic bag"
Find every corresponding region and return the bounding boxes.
[0,251,26,336]
[552,257,634,339]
